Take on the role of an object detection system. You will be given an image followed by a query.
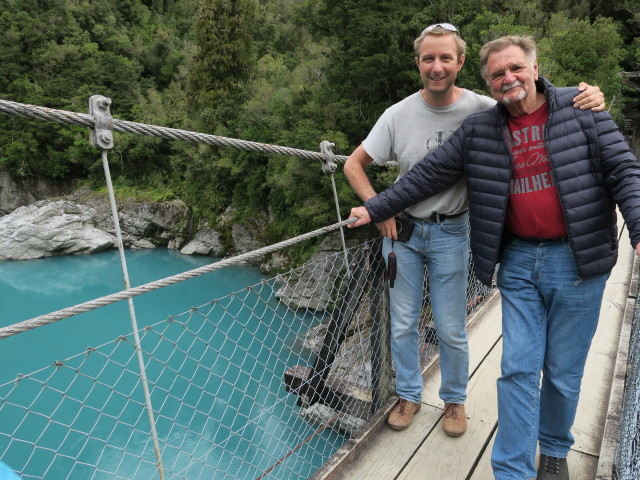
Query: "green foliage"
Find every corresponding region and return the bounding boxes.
[538,15,624,101]
[187,0,256,133]
[0,0,188,181]
[93,178,177,202]
[0,0,637,250]
[306,0,429,142]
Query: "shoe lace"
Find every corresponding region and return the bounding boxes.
[544,455,560,474]
[444,403,461,419]
[397,399,408,415]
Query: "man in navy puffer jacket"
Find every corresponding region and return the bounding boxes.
[349,35,640,480]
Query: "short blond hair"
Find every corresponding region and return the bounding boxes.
[413,25,467,59]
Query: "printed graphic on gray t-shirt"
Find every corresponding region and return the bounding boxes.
[362,89,495,219]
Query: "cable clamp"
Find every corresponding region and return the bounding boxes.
[320,140,337,174]
[89,95,114,150]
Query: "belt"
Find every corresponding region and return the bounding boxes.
[427,211,467,223]
[518,236,567,244]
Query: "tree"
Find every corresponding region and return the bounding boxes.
[538,14,624,105]
[187,0,256,133]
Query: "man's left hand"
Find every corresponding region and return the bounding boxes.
[635,243,640,257]
[574,82,605,111]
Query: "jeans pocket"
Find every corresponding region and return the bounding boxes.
[441,221,469,236]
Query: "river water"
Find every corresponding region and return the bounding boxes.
[0,249,345,479]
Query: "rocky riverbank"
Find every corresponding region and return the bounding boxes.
[0,178,359,309]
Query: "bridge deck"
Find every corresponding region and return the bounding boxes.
[315,221,636,480]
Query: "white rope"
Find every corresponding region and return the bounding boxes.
[100,150,166,480]
[329,173,351,275]
[0,99,349,163]
[0,218,358,340]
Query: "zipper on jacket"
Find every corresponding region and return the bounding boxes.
[543,119,571,246]
[492,123,514,270]
[544,113,584,288]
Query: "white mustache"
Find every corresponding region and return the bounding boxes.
[502,80,524,92]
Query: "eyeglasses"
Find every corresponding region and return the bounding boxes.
[422,23,459,35]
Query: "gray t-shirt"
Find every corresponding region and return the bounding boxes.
[362,89,495,219]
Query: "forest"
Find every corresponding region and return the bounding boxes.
[1,0,639,248]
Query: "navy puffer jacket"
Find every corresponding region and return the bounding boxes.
[365,77,640,286]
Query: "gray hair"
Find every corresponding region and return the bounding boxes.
[479,35,537,82]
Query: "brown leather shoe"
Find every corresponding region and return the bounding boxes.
[443,403,467,437]
[388,399,421,431]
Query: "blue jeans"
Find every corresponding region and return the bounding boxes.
[382,213,469,404]
[491,238,608,479]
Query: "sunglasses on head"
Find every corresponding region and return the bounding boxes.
[422,23,459,34]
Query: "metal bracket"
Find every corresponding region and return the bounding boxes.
[320,140,337,174]
[89,95,114,150]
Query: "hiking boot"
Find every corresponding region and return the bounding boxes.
[537,454,569,480]
[387,399,421,430]
[443,403,467,437]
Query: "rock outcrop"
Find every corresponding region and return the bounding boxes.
[0,189,190,260]
[0,179,360,313]
[0,171,72,215]
[179,227,224,256]
[275,233,355,311]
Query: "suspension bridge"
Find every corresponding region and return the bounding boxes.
[0,97,638,480]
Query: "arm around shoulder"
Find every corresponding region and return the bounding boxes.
[574,82,605,112]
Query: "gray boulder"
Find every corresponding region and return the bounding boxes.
[180,228,224,256]
[0,190,190,260]
[275,232,352,311]
[0,200,115,260]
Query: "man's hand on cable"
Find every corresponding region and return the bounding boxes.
[574,82,605,111]
[348,206,371,228]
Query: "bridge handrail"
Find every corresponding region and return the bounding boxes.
[0,98,349,163]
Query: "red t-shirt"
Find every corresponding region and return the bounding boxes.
[505,102,567,239]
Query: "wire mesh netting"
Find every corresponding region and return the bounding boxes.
[0,236,491,479]
[614,291,640,480]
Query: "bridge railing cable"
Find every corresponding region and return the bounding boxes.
[0,98,350,163]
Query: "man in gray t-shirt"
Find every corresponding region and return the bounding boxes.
[363,88,493,220]
[343,23,604,435]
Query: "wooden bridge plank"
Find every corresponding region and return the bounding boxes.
[469,434,495,480]
[596,294,636,479]
[330,403,443,480]
[397,340,501,480]
[572,220,634,457]
[331,292,502,480]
